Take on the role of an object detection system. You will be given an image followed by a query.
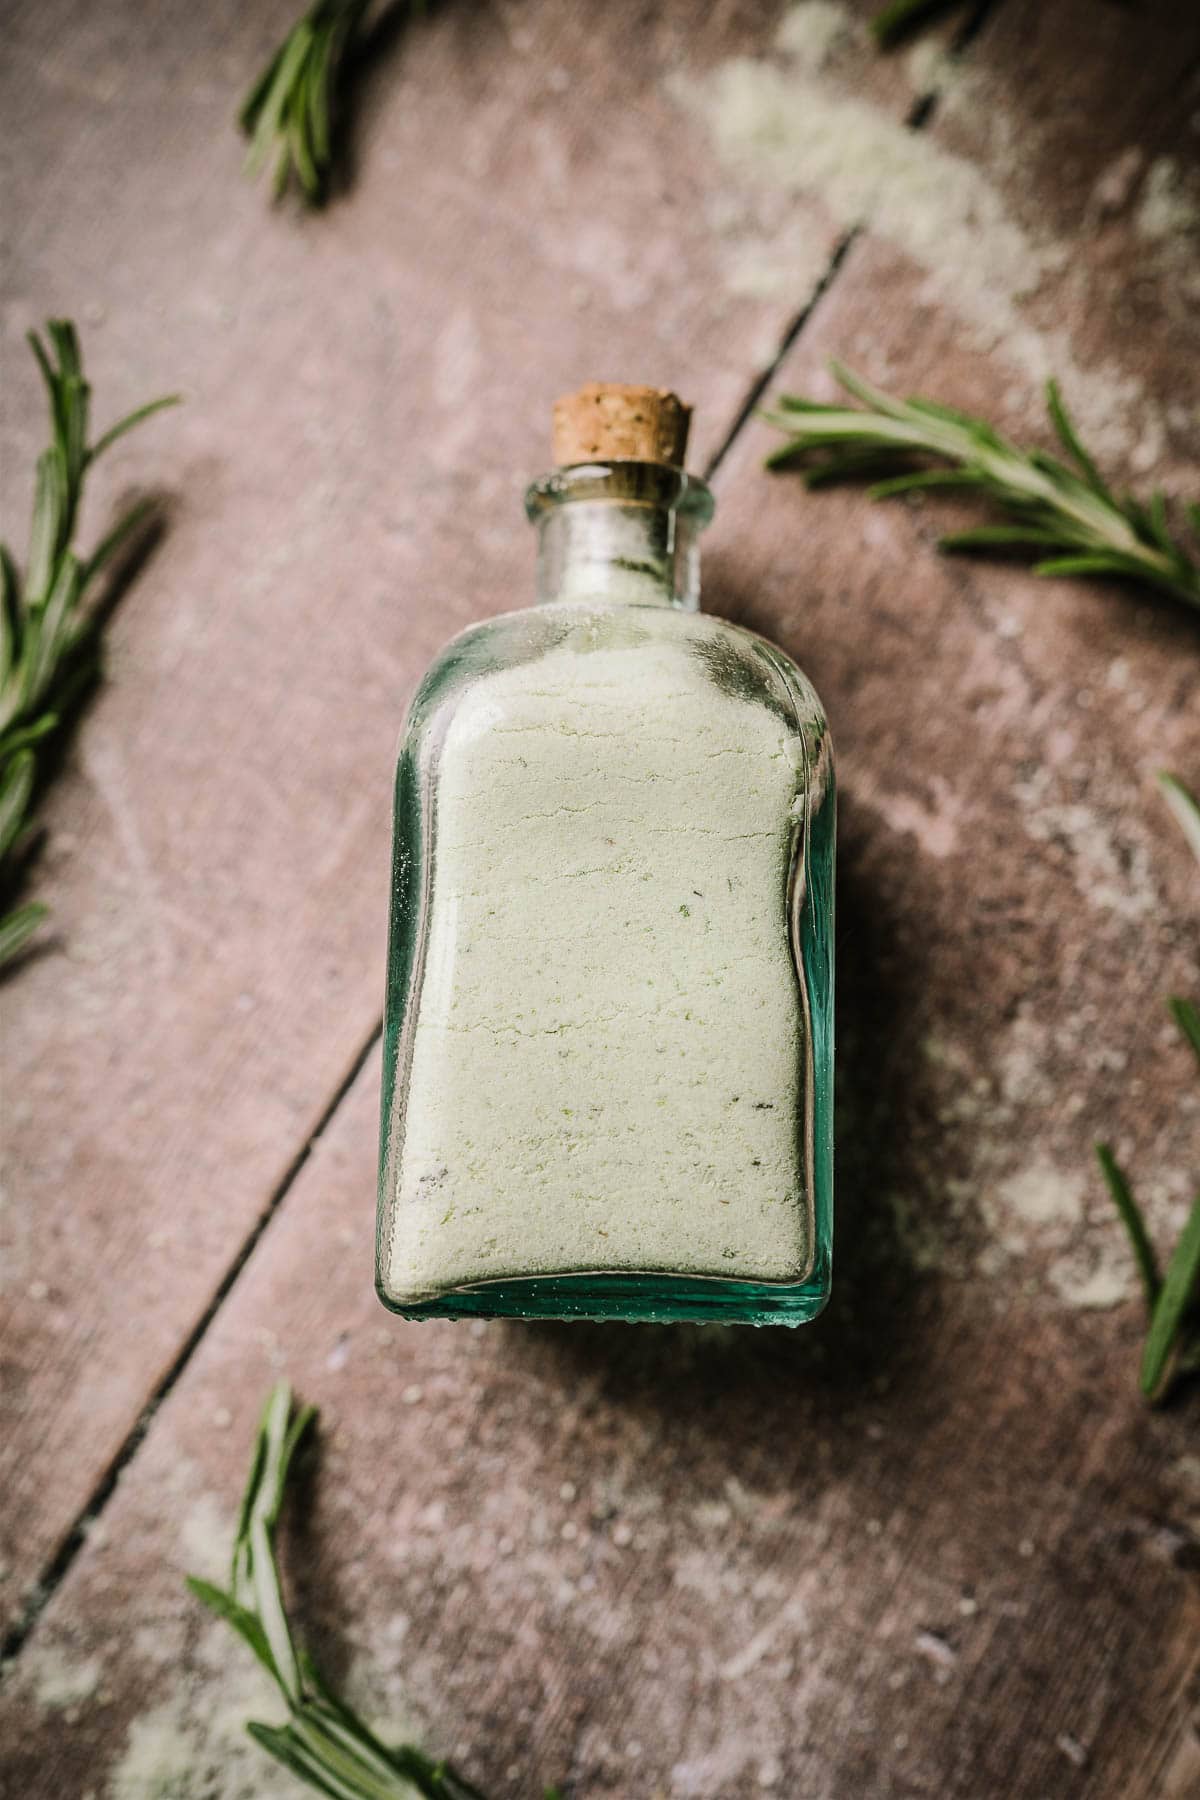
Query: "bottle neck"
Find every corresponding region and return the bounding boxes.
[526,462,714,611]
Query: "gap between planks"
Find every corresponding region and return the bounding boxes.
[0,0,1008,1677]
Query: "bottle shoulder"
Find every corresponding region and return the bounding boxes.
[402,602,829,759]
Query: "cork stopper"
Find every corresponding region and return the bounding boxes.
[552,383,691,468]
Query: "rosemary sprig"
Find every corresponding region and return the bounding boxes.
[0,322,177,969]
[189,1384,561,1800]
[241,1,370,203]
[763,362,1200,613]
[1095,774,1200,1405]
[241,1,428,203]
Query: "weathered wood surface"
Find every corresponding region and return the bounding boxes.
[3,0,1200,1796]
[0,0,927,1638]
[5,1048,1195,1800]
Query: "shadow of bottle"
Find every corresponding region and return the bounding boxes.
[498,805,943,1489]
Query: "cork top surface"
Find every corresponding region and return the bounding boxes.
[552,382,691,467]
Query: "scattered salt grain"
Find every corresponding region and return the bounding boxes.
[1056,1733,1088,1768]
[914,1631,958,1670]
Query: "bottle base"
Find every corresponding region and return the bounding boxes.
[376,1261,831,1327]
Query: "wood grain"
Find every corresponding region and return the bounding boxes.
[2,0,1200,1795]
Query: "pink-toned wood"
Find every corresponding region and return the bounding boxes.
[2,0,1200,1795]
[0,0,929,1636]
[0,1044,1196,1798]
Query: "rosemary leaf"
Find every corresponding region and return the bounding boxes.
[1093,771,1200,1404]
[189,1383,508,1800]
[1159,772,1200,865]
[1094,1144,1160,1313]
[1,545,19,663]
[1046,379,1106,493]
[27,552,83,710]
[25,451,65,606]
[184,1576,277,1675]
[253,1510,303,1705]
[0,713,60,761]
[89,394,181,464]
[0,322,177,970]
[0,750,36,862]
[1169,997,1200,1076]
[764,365,1200,613]
[865,469,1000,501]
[1141,1200,1200,1403]
[0,900,47,967]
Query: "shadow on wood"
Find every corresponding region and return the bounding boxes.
[500,810,944,1484]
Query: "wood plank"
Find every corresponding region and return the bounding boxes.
[0,0,931,1636]
[3,3,1199,1794]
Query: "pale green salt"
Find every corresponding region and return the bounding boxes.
[387,632,808,1302]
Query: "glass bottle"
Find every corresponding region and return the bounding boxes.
[377,385,834,1325]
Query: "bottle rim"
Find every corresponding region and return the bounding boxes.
[524,460,715,528]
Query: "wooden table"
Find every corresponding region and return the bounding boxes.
[2,2,1198,1794]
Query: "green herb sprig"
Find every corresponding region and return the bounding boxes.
[763,362,1200,613]
[189,1384,562,1799]
[241,1,370,203]
[0,322,177,969]
[1096,774,1200,1405]
[241,1,428,204]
